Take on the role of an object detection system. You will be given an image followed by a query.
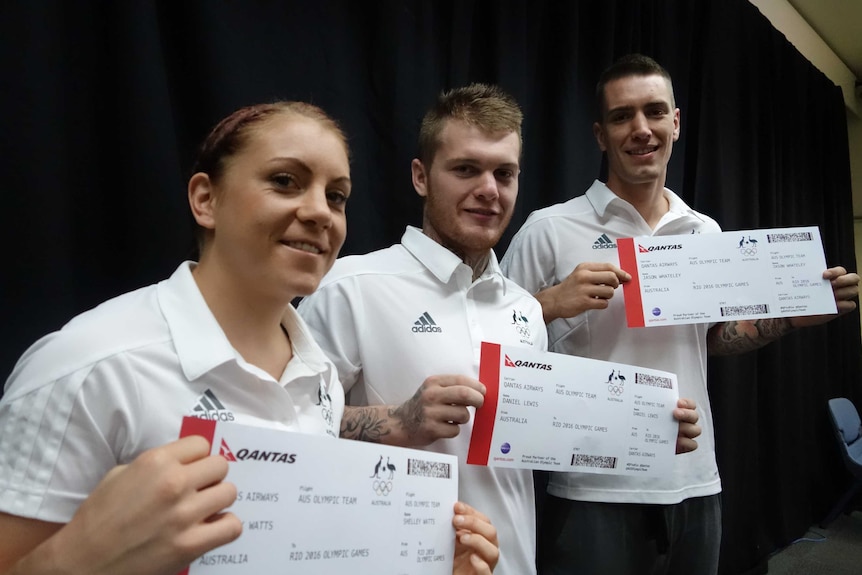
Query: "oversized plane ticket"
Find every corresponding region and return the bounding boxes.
[178,417,458,575]
[467,342,679,476]
[618,226,837,327]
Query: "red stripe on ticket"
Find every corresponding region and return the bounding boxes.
[467,342,502,465]
[617,237,645,328]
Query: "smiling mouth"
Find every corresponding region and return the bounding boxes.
[465,208,498,217]
[282,241,323,254]
[627,146,659,156]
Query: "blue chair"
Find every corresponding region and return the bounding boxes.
[820,397,862,528]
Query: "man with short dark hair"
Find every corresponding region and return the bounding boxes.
[502,53,860,575]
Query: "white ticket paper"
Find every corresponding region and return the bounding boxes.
[618,226,836,327]
[179,417,458,575]
[467,342,678,476]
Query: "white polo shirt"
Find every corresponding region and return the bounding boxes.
[298,226,547,575]
[0,262,343,523]
[501,180,723,505]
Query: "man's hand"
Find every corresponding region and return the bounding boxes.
[7,436,241,575]
[452,502,499,574]
[674,398,701,454]
[790,266,860,328]
[535,262,631,323]
[341,375,486,447]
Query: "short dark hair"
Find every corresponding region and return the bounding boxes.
[595,54,675,121]
[417,83,523,167]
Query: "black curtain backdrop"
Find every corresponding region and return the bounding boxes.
[1,1,859,573]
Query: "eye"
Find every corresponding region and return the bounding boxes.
[453,164,478,177]
[271,173,300,190]
[326,189,349,207]
[495,169,516,182]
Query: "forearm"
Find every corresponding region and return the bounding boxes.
[707,318,795,356]
[534,285,562,324]
[340,405,411,446]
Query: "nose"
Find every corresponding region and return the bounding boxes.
[297,186,332,228]
[631,112,651,139]
[474,171,499,201]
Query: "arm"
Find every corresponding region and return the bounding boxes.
[1,436,241,575]
[708,267,860,356]
[674,398,701,454]
[452,502,499,574]
[534,262,630,323]
[341,375,486,447]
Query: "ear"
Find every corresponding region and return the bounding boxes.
[672,108,681,142]
[188,172,217,230]
[593,122,607,152]
[411,158,429,198]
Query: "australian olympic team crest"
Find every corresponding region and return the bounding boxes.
[737,234,759,257]
[606,368,627,396]
[369,455,396,496]
[317,383,335,437]
[511,309,532,343]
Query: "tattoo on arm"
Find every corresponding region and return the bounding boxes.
[340,388,428,444]
[391,388,426,440]
[707,318,794,356]
[340,407,392,442]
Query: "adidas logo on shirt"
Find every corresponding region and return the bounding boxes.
[412,311,442,333]
[190,389,236,422]
[592,233,616,249]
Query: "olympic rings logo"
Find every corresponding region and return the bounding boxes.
[373,480,393,496]
[608,385,624,396]
[739,247,757,256]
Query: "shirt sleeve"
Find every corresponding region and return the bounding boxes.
[501,217,559,295]
[297,280,363,394]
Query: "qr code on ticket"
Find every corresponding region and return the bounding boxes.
[407,458,452,479]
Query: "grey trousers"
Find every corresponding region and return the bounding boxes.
[537,494,722,575]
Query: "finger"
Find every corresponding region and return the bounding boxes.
[676,397,696,410]
[676,436,699,454]
[469,551,493,575]
[185,454,231,491]
[430,404,473,426]
[678,421,702,439]
[175,511,243,560]
[187,476,238,519]
[456,532,497,573]
[427,376,487,396]
[587,284,618,299]
[453,502,497,542]
[672,407,699,425]
[833,281,860,297]
[823,266,848,279]
[432,385,485,409]
[453,501,490,522]
[161,435,215,464]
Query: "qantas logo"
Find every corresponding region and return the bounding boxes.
[638,243,683,253]
[219,439,297,464]
[504,354,552,371]
[219,439,237,462]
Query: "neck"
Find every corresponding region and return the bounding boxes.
[606,176,669,230]
[421,227,490,281]
[192,257,293,379]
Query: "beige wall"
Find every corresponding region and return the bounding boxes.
[749,0,862,342]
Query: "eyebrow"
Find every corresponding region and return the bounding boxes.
[607,101,671,115]
[446,157,520,170]
[267,157,352,186]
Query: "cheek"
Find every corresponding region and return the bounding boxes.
[331,217,348,252]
